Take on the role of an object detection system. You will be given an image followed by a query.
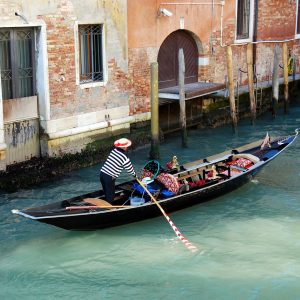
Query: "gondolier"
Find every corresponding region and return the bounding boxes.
[100,138,136,203]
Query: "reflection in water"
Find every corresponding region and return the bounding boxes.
[1,105,300,299]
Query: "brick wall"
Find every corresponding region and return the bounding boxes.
[128,48,157,115]
[199,0,300,86]
[258,0,296,40]
[36,0,131,120]
[38,1,77,119]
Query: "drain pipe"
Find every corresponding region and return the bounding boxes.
[253,0,259,71]
[220,0,225,47]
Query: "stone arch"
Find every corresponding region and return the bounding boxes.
[157,30,203,89]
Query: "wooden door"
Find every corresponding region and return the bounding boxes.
[158,30,198,89]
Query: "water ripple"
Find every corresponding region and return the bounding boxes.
[1,105,300,299]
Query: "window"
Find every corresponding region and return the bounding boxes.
[79,24,103,84]
[296,0,300,35]
[236,0,253,41]
[0,28,35,100]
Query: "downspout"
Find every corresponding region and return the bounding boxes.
[220,0,225,47]
[253,0,259,72]
[210,0,215,53]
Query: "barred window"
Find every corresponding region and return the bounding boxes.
[236,0,251,40]
[0,28,35,100]
[79,24,103,83]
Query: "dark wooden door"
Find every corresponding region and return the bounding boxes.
[158,30,198,89]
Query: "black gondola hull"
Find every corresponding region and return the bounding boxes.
[34,170,254,230]
[12,129,299,231]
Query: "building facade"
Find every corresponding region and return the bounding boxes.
[128,0,300,130]
[1,0,300,171]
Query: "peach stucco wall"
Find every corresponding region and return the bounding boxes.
[128,0,229,52]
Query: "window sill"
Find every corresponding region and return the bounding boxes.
[234,37,252,44]
[78,81,107,89]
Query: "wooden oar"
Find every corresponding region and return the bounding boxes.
[66,198,131,210]
[136,177,198,253]
[83,198,112,207]
[66,205,131,210]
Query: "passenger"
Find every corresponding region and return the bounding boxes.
[100,138,136,204]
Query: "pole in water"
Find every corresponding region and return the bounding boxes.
[178,48,188,147]
[247,43,256,125]
[272,44,280,118]
[226,45,238,131]
[282,43,289,114]
[150,62,160,159]
[136,177,198,253]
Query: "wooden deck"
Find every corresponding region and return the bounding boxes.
[159,82,226,105]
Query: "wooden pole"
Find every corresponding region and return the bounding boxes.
[178,48,188,147]
[282,42,289,114]
[150,62,160,159]
[226,46,238,130]
[272,45,280,118]
[247,43,256,124]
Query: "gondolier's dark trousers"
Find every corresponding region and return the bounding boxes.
[100,171,116,204]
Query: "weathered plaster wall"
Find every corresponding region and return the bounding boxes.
[0,0,136,159]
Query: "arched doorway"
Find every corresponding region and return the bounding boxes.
[158,30,198,89]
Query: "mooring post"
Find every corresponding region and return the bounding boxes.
[272,45,280,118]
[226,45,238,131]
[178,48,188,147]
[149,62,160,159]
[282,42,289,114]
[247,43,256,124]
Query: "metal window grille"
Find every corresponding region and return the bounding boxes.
[236,0,250,40]
[79,24,103,83]
[0,28,35,100]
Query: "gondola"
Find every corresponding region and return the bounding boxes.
[12,129,299,231]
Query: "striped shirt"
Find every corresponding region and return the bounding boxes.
[100,148,136,178]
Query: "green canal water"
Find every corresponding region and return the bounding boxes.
[1,104,300,300]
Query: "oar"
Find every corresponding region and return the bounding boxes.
[136,177,198,253]
[66,205,131,210]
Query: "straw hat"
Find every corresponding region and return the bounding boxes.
[114,138,132,149]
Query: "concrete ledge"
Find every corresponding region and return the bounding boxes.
[46,112,152,140]
[41,121,131,157]
[3,96,38,123]
[43,106,132,135]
